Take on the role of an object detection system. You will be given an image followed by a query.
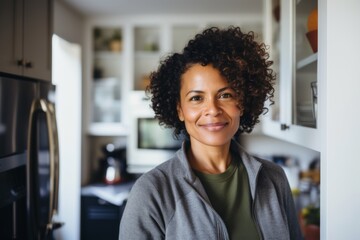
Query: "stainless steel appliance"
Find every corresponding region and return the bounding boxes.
[0,74,63,239]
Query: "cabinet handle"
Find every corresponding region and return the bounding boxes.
[47,221,64,231]
[280,124,290,131]
[17,59,24,67]
[25,61,33,68]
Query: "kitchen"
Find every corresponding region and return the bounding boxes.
[0,0,359,239]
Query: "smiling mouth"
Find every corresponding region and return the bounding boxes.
[200,122,228,131]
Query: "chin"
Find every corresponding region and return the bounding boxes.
[193,135,233,147]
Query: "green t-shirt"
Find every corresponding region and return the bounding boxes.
[194,160,260,240]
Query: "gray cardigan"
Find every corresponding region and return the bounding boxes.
[119,140,303,240]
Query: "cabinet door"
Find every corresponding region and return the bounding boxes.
[133,26,161,91]
[294,0,318,128]
[81,196,121,240]
[0,0,23,76]
[23,0,52,81]
[262,0,320,151]
[89,26,125,136]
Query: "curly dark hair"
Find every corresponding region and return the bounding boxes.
[146,26,275,139]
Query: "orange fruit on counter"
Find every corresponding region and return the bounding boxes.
[307,9,318,32]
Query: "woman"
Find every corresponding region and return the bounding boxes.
[119,27,302,240]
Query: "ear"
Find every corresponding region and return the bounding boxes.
[177,103,184,121]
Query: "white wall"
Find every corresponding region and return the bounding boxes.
[320,0,360,239]
[53,1,84,239]
[52,35,82,240]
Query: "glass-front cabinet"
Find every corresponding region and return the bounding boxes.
[133,26,161,91]
[132,25,203,92]
[262,0,319,151]
[294,0,318,128]
[89,26,127,135]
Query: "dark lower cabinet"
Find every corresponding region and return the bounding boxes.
[0,166,27,240]
[0,197,27,240]
[81,196,126,240]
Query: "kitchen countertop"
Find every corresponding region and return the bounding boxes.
[81,181,135,206]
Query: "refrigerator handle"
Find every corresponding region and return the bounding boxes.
[27,99,62,237]
[46,101,59,213]
[43,99,63,231]
[28,99,54,238]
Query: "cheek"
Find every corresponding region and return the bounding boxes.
[227,102,242,114]
[230,107,243,123]
[234,103,244,117]
[181,106,200,122]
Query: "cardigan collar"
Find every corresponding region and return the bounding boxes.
[175,139,262,200]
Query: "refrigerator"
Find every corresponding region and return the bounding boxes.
[0,74,63,239]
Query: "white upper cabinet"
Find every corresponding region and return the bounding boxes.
[0,0,52,81]
[87,25,127,136]
[262,0,320,151]
[133,26,162,91]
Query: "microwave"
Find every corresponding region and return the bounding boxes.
[127,92,183,173]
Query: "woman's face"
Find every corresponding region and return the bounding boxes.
[177,64,243,147]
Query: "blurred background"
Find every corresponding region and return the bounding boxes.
[1,0,359,239]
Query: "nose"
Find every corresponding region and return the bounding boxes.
[204,98,222,116]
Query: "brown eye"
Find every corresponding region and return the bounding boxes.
[219,93,233,99]
[189,95,202,101]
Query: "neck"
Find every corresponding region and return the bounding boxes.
[187,140,232,174]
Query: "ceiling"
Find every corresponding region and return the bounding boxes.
[61,0,264,17]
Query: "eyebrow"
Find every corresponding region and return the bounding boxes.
[185,87,231,96]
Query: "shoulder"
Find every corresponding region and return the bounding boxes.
[133,144,191,188]
[128,155,190,202]
[252,156,292,192]
[131,158,176,194]
[120,158,182,238]
[124,155,192,223]
[137,155,183,184]
[256,156,286,176]
[256,156,288,181]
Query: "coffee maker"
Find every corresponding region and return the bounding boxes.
[99,143,128,184]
